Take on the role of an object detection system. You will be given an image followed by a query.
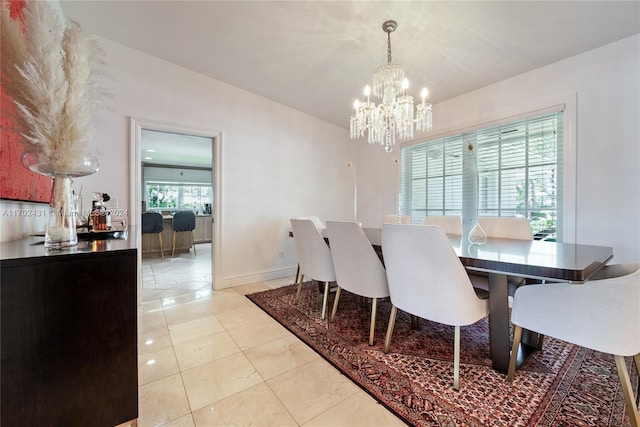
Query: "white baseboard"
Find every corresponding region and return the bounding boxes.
[217,266,297,289]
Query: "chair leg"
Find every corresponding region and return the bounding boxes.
[453,325,461,390]
[507,325,523,382]
[384,305,398,353]
[409,315,422,330]
[171,231,177,256]
[330,287,342,322]
[158,232,164,258]
[191,231,196,255]
[359,296,366,310]
[294,274,304,303]
[369,298,377,346]
[321,281,330,320]
[615,355,640,427]
[294,264,300,285]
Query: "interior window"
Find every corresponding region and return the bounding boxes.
[146,183,213,213]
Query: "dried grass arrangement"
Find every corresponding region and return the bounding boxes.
[1,0,105,174]
[1,1,106,248]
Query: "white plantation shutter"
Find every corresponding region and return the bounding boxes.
[400,110,563,240]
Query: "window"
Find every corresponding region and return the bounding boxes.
[400,110,563,240]
[146,182,212,212]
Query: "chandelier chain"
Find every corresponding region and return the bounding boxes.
[387,30,392,65]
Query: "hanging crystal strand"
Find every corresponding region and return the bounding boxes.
[350,116,356,139]
[385,128,394,152]
[416,88,433,133]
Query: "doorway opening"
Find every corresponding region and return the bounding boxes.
[130,119,222,304]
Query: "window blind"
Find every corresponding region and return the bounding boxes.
[400,110,563,240]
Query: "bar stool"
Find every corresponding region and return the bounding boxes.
[142,212,164,258]
[172,211,196,256]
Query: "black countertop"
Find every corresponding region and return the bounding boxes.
[0,227,137,262]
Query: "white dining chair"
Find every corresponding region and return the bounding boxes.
[294,215,325,231]
[292,216,325,283]
[589,261,640,281]
[507,264,640,427]
[381,214,411,226]
[326,221,390,345]
[290,218,336,320]
[382,224,489,390]
[423,215,462,235]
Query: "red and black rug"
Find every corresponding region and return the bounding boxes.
[247,282,638,426]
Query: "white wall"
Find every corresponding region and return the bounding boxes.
[0,37,356,288]
[358,34,640,263]
[3,27,637,275]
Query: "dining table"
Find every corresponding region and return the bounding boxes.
[358,227,614,373]
[290,225,615,372]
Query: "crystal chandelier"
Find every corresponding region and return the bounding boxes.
[350,20,432,152]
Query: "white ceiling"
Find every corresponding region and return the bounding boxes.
[60,1,639,144]
[141,129,213,168]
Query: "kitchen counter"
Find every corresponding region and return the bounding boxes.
[141,215,212,257]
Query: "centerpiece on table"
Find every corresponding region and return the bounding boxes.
[1,1,105,248]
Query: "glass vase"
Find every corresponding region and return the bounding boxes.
[468,222,487,245]
[21,150,99,248]
[45,175,78,248]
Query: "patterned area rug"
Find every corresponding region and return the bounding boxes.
[247,282,638,426]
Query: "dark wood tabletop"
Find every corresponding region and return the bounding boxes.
[360,227,613,283]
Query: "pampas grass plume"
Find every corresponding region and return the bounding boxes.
[1,0,105,173]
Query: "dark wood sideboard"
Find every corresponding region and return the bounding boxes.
[0,233,138,426]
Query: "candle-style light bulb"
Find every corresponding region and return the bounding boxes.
[421,87,429,105]
[364,85,371,100]
[353,99,360,110]
[401,78,409,97]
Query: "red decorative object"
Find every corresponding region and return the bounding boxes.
[0,0,53,203]
[7,0,25,20]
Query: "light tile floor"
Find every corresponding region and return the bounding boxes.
[140,248,405,427]
[142,244,213,302]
